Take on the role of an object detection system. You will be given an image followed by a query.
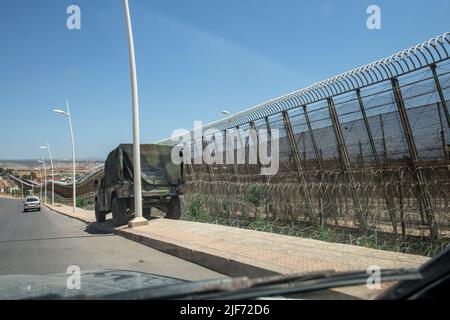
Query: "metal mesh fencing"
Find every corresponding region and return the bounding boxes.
[177,40,450,244]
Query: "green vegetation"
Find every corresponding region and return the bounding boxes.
[179,187,450,257]
[309,225,338,243]
[247,214,267,231]
[181,192,448,256]
[245,184,263,208]
[183,193,210,222]
[76,196,87,208]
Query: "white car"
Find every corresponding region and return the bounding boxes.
[23,196,41,212]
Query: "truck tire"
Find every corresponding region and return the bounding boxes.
[95,199,106,223]
[112,197,128,227]
[165,196,181,220]
[143,208,152,219]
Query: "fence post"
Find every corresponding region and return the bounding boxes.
[264,116,272,140]
[436,103,449,160]
[303,105,338,225]
[358,141,364,168]
[236,126,250,174]
[192,135,208,185]
[430,63,450,130]
[379,114,389,166]
[202,136,215,178]
[396,170,407,240]
[249,121,261,173]
[356,88,398,235]
[391,77,439,239]
[211,134,224,175]
[263,116,274,191]
[301,132,307,170]
[224,129,238,175]
[282,110,316,223]
[327,97,368,233]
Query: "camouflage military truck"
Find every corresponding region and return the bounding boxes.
[95,144,185,226]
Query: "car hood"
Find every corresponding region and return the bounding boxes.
[0,269,186,300]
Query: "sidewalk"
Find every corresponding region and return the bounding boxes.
[47,203,97,224]
[45,203,429,299]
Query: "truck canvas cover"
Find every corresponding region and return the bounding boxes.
[103,144,183,188]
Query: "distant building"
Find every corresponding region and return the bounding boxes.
[49,175,62,182]
[0,178,17,194]
[0,179,7,193]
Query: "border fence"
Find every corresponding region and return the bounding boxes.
[159,33,450,243]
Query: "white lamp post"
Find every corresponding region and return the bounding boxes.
[38,159,47,204]
[30,172,34,196]
[53,102,76,213]
[40,142,54,206]
[123,0,148,227]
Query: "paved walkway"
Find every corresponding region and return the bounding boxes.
[45,203,429,299]
[48,203,97,223]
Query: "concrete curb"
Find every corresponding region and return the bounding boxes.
[114,228,278,278]
[43,204,93,225]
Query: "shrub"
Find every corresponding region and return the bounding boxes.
[245,184,264,217]
[76,197,87,208]
[185,193,209,221]
[245,184,262,207]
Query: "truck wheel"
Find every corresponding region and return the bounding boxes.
[112,197,127,226]
[165,196,181,220]
[95,199,106,223]
[143,208,152,219]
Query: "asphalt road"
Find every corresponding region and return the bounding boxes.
[0,197,224,281]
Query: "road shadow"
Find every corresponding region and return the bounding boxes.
[84,215,161,235]
[21,209,41,214]
[144,216,160,221]
[84,221,115,235]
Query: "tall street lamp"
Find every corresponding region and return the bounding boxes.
[123,0,148,227]
[40,142,54,206]
[30,172,35,196]
[38,159,47,204]
[53,101,76,213]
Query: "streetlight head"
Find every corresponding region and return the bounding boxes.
[222,110,230,115]
[53,109,67,115]
[40,146,47,149]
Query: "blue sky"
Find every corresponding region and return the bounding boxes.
[0,0,449,160]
